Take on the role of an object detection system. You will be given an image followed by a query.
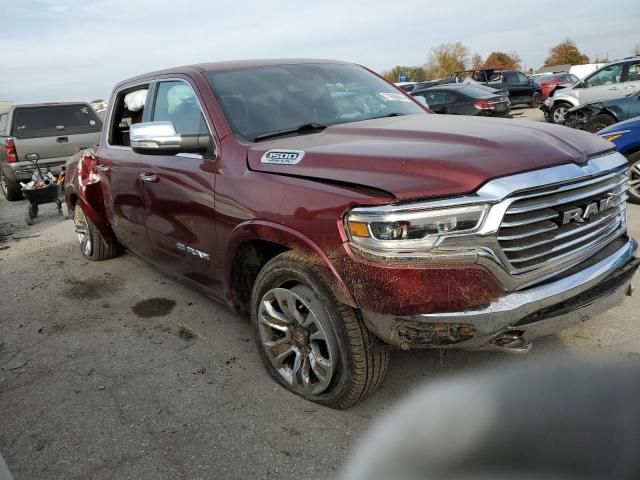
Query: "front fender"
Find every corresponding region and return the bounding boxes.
[224,220,356,306]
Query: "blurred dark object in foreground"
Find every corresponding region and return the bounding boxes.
[342,359,640,480]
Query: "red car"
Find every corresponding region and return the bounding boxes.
[65,59,638,408]
[536,72,580,100]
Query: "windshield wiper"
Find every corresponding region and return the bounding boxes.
[253,123,328,142]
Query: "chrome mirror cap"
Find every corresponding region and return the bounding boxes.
[130,121,181,151]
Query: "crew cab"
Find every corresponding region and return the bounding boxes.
[0,103,102,200]
[65,59,638,408]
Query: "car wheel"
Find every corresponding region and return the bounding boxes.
[550,102,572,124]
[529,91,541,108]
[583,114,616,134]
[627,152,640,205]
[251,251,389,409]
[73,204,119,260]
[0,170,22,201]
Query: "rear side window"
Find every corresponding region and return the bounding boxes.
[626,61,640,82]
[422,91,456,105]
[11,105,101,139]
[0,114,7,134]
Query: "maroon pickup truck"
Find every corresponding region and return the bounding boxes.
[65,59,638,408]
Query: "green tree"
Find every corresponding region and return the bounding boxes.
[424,42,470,79]
[544,39,590,66]
[483,51,522,70]
[90,98,106,104]
[382,66,426,82]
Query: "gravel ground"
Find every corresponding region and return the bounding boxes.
[1,140,639,479]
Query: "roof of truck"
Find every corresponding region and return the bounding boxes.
[114,58,352,88]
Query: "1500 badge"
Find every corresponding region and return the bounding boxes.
[260,150,305,165]
[176,242,210,261]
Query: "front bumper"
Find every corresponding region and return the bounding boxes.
[362,238,638,350]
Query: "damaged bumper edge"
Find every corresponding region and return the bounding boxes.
[362,238,639,351]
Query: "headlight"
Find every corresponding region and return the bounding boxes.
[598,129,629,142]
[345,203,489,255]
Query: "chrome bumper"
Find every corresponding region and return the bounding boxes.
[362,238,638,350]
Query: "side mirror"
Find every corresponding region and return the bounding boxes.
[415,96,429,108]
[130,121,210,156]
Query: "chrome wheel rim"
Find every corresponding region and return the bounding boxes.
[73,207,92,256]
[630,161,640,199]
[0,172,7,197]
[553,107,567,123]
[258,286,337,395]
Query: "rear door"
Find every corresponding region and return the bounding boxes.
[580,63,626,103]
[139,78,220,288]
[10,104,102,166]
[418,90,456,114]
[622,59,640,96]
[96,84,152,257]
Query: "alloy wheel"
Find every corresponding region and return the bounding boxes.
[0,172,7,198]
[257,286,337,395]
[630,161,640,201]
[553,107,567,123]
[73,207,92,257]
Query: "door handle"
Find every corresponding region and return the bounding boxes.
[56,137,69,143]
[139,172,158,183]
[609,87,619,90]
[96,165,111,173]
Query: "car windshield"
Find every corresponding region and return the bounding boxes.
[205,63,425,142]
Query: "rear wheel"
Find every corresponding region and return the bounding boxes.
[583,113,616,133]
[0,170,22,201]
[73,205,119,260]
[627,152,640,205]
[251,251,389,409]
[529,91,541,108]
[550,101,572,124]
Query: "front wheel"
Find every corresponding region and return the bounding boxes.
[73,204,119,260]
[583,113,616,133]
[251,251,389,409]
[627,152,640,205]
[550,102,572,124]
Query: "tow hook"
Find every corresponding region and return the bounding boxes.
[490,332,532,354]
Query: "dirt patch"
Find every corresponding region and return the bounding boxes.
[63,277,120,300]
[132,298,176,318]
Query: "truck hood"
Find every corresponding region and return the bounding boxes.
[247,114,614,200]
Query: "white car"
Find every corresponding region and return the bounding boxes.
[544,57,640,124]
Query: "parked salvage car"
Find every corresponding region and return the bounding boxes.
[564,90,640,132]
[542,57,640,124]
[462,68,542,107]
[65,59,638,408]
[411,84,510,116]
[534,72,579,100]
[0,103,102,200]
[598,117,640,204]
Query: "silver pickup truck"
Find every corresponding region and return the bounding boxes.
[0,103,102,200]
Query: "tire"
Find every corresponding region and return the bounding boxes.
[0,170,22,201]
[583,113,616,134]
[529,91,541,108]
[627,152,640,205]
[251,251,389,409]
[24,205,34,225]
[550,102,572,124]
[73,204,119,261]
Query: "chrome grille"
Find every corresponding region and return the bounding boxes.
[498,167,628,274]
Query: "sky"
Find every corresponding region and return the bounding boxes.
[1,0,639,103]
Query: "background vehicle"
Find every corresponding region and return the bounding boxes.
[0,103,102,200]
[534,72,580,100]
[569,63,607,80]
[462,68,542,107]
[598,117,640,203]
[65,59,637,408]
[564,90,640,132]
[542,57,640,124]
[411,84,510,116]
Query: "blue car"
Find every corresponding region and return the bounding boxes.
[599,116,640,204]
[565,91,640,133]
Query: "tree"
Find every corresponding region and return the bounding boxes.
[424,42,470,79]
[470,53,484,70]
[483,51,522,70]
[544,39,590,66]
[633,45,640,56]
[382,66,426,82]
[90,98,106,103]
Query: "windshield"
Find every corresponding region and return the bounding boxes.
[205,63,425,142]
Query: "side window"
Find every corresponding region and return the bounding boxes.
[625,62,640,82]
[152,81,208,135]
[516,73,529,84]
[584,64,624,87]
[109,86,149,146]
[424,91,455,105]
[0,114,7,134]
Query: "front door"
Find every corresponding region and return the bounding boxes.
[139,79,220,290]
[580,63,626,103]
[98,84,151,257]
